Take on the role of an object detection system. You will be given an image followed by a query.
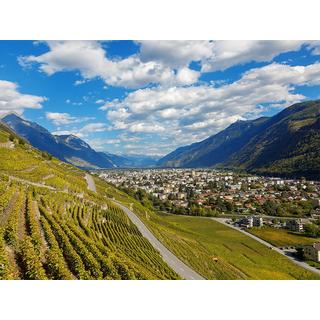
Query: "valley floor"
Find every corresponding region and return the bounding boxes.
[104,183,320,280]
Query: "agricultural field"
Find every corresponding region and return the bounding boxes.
[0,179,179,280]
[247,227,320,247]
[0,125,178,280]
[102,183,320,279]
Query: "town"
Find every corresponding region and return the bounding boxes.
[98,168,320,264]
[98,168,320,217]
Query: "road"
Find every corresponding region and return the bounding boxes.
[114,201,205,280]
[84,174,203,279]
[212,217,320,276]
[85,173,97,192]
[7,175,55,190]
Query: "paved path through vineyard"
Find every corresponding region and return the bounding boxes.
[85,173,97,192]
[85,174,204,280]
[113,201,205,280]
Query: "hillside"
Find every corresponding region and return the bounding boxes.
[0,124,178,279]
[1,113,114,169]
[158,100,320,179]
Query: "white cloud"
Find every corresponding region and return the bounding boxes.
[129,122,165,133]
[0,80,46,115]
[86,137,121,150]
[19,41,200,89]
[45,112,94,125]
[140,40,316,73]
[139,40,214,68]
[176,67,200,86]
[51,130,84,138]
[52,122,108,139]
[104,62,320,153]
[80,122,108,133]
[201,40,307,72]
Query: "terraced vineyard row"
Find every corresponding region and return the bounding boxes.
[0,176,179,279]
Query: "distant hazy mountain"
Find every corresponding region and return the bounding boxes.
[99,152,158,168]
[158,100,320,179]
[1,113,114,169]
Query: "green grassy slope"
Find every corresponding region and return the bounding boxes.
[248,227,320,247]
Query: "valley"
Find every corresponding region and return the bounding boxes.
[1,117,320,279]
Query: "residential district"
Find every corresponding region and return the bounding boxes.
[98,168,320,263]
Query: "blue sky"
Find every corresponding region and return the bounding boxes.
[0,40,319,157]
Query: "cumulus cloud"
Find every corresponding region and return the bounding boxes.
[80,122,108,133]
[103,62,320,153]
[139,40,214,68]
[85,138,121,151]
[45,112,94,125]
[140,40,314,72]
[201,40,308,72]
[0,80,46,115]
[51,130,84,138]
[52,122,108,139]
[19,41,200,89]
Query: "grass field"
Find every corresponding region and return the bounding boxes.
[102,182,320,280]
[248,227,320,247]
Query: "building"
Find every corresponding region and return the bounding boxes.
[286,219,305,232]
[252,216,263,227]
[303,243,320,262]
[237,216,253,228]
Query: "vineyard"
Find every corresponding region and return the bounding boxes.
[0,178,179,279]
[0,125,178,280]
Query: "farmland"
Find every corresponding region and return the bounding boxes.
[0,125,178,280]
[248,227,320,247]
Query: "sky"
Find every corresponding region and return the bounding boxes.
[0,40,320,158]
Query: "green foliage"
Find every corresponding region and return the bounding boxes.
[25,192,42,252]
[4,191,25,246]
[0,230,14,279]
[40,216,74,280]
[39,206,90,280]
[19,236,47,280]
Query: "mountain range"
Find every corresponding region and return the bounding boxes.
[158,100,320,179]
[0,113,157,169]
[1,100,319,177]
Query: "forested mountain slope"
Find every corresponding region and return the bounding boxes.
[158,100,320,179]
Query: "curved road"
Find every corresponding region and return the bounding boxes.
[113,201,204,280]
[85,175,203,279]
[85,173,97,192]
[212,218,320,276]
